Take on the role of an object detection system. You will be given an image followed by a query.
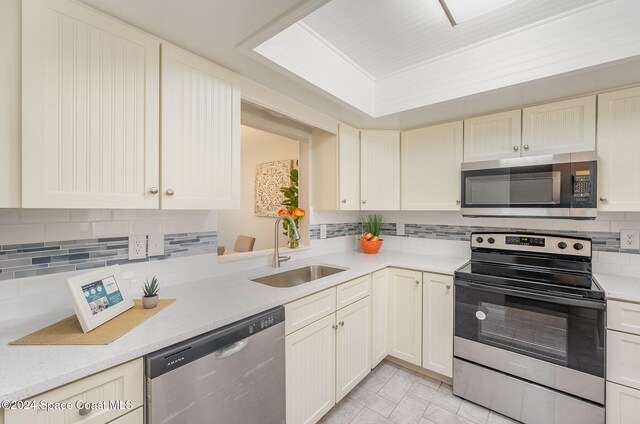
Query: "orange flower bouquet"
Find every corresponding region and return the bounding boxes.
[279,168,304,248]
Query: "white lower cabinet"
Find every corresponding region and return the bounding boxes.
[336,298,371,401]
[286,313,337,424]
[607,381,640,424]
[371,268,390,368]
[608,330,640,390]
[388,268,423,366]
[286,277,371,424]
[108,408,142,423]
[422,272,454,378]
[4,359,143,424]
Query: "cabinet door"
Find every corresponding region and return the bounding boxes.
[286,314,336,424]
[422,272,453,377]
[22,0,160,208]
[338,123,361,210]
[608,330,640,391]
[463,110,522,162]
[360,130,400,210]
[371,269,390,368]
[522,95,596,157]
[108,408,142,423]
[597,87,640,211]
[161,44,240,210]
[336,297,371,402]
[607,382,640,424]
[388,268,422,366]
[401,121,463,210]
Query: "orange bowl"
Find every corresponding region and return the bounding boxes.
[359,239,383,254]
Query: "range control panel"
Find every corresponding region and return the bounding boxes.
[472,233,591,257]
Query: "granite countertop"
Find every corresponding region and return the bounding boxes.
[0,250,469,403]
[595,273,640,303]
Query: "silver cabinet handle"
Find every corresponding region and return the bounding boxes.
[149,187,159,194]
[79,406,92,416]
[600,197,608,202]
[339,321,345,327]
[332,324,338,330]
[362,200,367,204]
[456,200,461,204]
[341,199,347,204]
[215,339,248,360]
[166,189,175,196]
[446,284,451,289]
[523,144,529,150]
[513,145,519,151]
[415,279,420,285]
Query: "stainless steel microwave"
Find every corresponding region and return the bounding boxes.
[461,151,597,219]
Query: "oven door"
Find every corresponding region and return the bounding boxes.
[454,278,605,403]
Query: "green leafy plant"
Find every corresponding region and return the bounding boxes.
[143,276,159,298]
[362,214,384,238]
[280,167,298,210]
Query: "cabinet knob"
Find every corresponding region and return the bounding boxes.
[341,199,347,204]
[332,324,338,330]
[523,144,529,150]
[166,189,175,196]
[446,284,451,289]
[456,200,461,205]
[362,200,367,205]
[149,187,159,195]
[599,196,608,202]
[415,279,420,285]
[79,406,92,416]
[513,145,519,151]
[339,321,345,327]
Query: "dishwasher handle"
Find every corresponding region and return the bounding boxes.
[215,338,248,360]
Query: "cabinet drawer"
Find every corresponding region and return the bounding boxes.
[607,381,640,424]
[336,275,370,309]
[4,359,143,424]
[285,288,336,335]
[108,407,142,424]
[609,300,640,335]
[608,330,640,390]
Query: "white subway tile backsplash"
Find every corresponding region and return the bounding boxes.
[92,221,130,237]
[112,209,148,221]
[70,209,112,222]
[130,220,162,235]
[552,219,580,231]
[0,210,20,225]
[161,220,191,234]
[0,224,44,244]
[44,223,92,242]
[598,251,630,265]
[611,221,640,232]
[20,209,69,224]
[579,220,610,232]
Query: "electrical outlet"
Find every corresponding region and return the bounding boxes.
[320,224,327,239]
[148,233,165,256]
[396,223,405,236]
[128,235,147,260]
[620,229,640,250]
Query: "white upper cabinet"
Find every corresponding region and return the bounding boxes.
[597,87,640,211]
[161,44,240,210]
[22,0,160,209]
[401,121,463,210]
[463,110,522,162]
[338,123,361,210]
[360,130,400,210]
[522,95,596,157]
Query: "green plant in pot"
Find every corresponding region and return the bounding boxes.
[359,214,384,254]
[142,276,159,309]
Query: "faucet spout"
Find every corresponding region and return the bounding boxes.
[273,215,300,268]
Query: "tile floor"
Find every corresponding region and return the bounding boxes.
[319,360,520,424]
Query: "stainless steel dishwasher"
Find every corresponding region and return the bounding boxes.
[145,306,285,424]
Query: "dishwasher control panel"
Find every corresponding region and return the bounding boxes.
[145,306,285,379]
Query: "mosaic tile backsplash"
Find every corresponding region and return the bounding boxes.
[309,223,627,253]
[0,232,217,281]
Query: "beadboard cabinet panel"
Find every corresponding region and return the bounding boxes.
[401,121,462,210]
[522,96,596,157]
[608,330,640,391]
[161,44,240,210]
[360,130,400,210]
[597,87,640,211]
[607,382,640,424]
[422,272,454,378]
[22,0,160,208]
[463,110,522,162]
[338,123,361,210]
[388,268,422,366]
[371,269,390,368]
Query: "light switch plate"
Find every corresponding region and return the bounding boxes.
[396,223,405,236]
[620,229,640,250]
[320,224,327,239]
[148,233,165,256]
[128,235,147,260]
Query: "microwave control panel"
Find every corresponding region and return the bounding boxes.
[571,163,596,207]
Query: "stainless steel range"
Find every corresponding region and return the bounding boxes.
[453,232,605,424]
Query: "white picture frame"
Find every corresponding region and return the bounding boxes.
[65,265,134,333]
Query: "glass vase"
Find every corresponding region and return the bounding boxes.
[287,224,300,248]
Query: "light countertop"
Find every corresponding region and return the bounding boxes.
[595,273,640,303]
[0,250,468,403]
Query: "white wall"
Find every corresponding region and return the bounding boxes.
[217,126,299,252]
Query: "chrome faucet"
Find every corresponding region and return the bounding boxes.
[273,214,300,268]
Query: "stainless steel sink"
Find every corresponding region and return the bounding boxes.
[251,265,348,288]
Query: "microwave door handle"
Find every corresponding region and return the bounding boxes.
[455,279,605,310]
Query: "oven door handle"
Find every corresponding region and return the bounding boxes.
[455,279,606,310]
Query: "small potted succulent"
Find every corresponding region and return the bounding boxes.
[142,276,159,309]
[359,214,384,254]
